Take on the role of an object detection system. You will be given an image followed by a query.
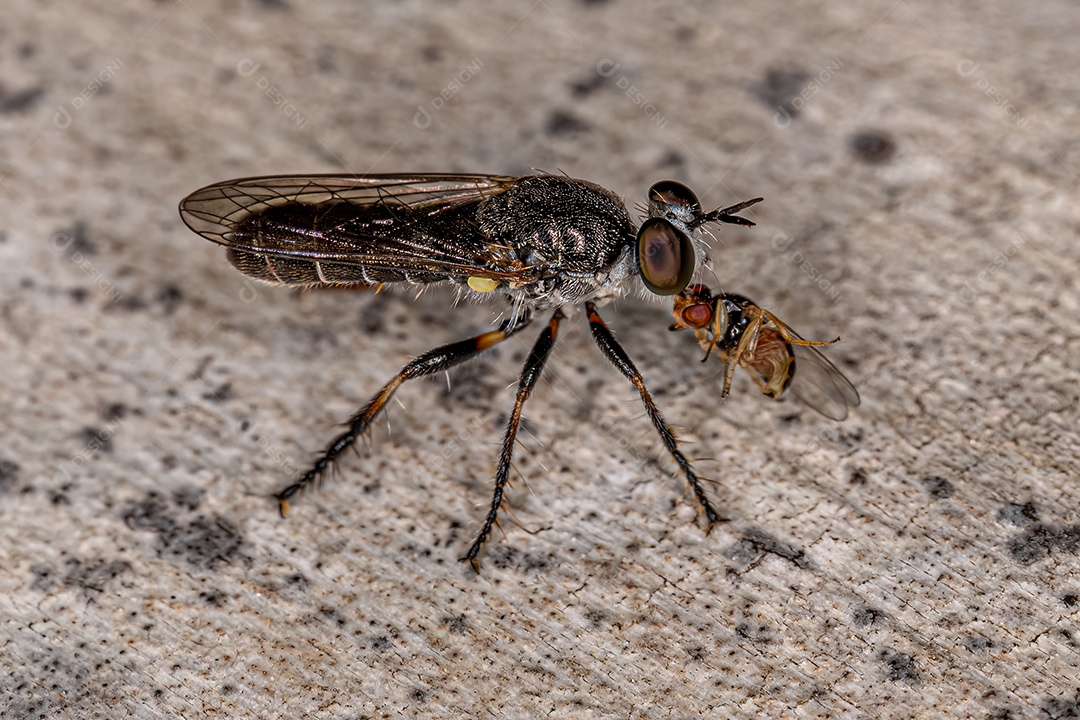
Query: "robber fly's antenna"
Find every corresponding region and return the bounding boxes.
[693,197,764,229]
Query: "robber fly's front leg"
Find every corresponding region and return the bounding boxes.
[584,302,725,529]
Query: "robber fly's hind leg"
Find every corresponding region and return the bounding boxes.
[584,302,726,529]
[463,309,564,571]
[276,312,533,516]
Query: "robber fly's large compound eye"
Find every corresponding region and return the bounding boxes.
[648,181,702,226]
[637,217,695,295]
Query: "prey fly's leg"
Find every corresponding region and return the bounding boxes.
[759,308,841,347]
[464,309,564,570]
[277,312,533,516]
[584,302,725,528]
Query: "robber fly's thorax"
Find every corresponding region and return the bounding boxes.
[476,175,639,307]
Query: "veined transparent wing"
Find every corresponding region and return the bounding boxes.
[787,335,860,421]
[179,174,532,286]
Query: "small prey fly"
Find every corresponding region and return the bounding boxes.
[179,173,766,568]
[671,284,860,420]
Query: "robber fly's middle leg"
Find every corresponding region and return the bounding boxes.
[463,308,564,570]
[276,312,533,516]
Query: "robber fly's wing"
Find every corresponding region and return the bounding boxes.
[787,337,861,421]
[179,174,530,287]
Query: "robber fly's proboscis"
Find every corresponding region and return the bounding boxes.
[178,172,849,568]
[671,284,860,420]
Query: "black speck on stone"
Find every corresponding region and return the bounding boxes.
[658,149,684,167]
[850,130,896,164]
[684,644,706,662]
[735,621,772,644]
[62,558,131,595]
[488,543,550,572]
[371,636,391,651]
[1007,524,1080,564]
[68,221,96,256]
[420,46,441,63]
[0,85,45,114]
[1042,694,1080,719]
[258,0,289,10]
[31,563,55,592]
[922,475,954,499]
[1063,593,1079,608]
[200,588,227,606]
[316,45,336,74]
[729,527,811,569]
[320,605,348,627]
[160,516,243,570]
[546,110,590,137]
[156,284,184,314]
[880,648,921,683]
[0,459,20,492]
[997,501,1039,526]
[172,486,205,512]
[117,295,149,312]
[443,614,469,635]
[441,359,499,410]
[852,606,880,627]
[204,382,234,403]
[963,634,992,652]
[102,403,127,423]
[570,72,606,99]
[751,68,810,116]
[80,426,114,454]
[122,492,176,534]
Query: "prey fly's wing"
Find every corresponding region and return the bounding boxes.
[786,333,861,421]
[179,174,532,287]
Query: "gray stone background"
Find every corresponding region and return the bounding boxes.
[1,1,1078,718]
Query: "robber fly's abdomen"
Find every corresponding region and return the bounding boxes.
[229,202,469,287]
[226,246,403,286]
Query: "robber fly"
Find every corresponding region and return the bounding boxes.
[671,284,860,420]
[179,173,763,568]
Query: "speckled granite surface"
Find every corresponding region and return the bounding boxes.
[1,1,1078,718]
